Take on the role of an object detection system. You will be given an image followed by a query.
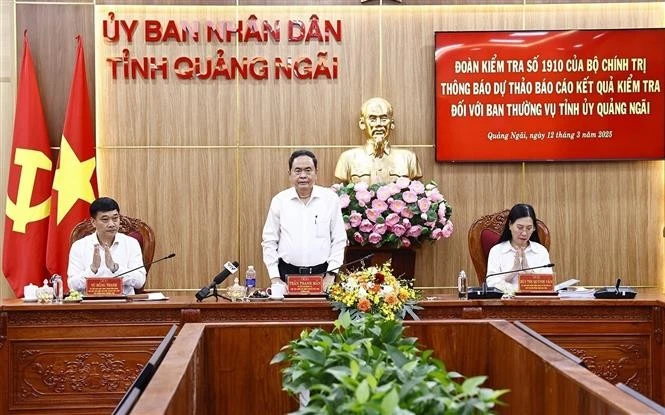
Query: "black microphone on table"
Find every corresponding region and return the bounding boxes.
[594,277,637,299]
[468,263,555,300]
[326,254,374,275]
[195,261,240,301]
[113,253,176,279]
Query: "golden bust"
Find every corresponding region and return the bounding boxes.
[334,97,423,185]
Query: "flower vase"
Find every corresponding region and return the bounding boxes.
[343,245,416,280]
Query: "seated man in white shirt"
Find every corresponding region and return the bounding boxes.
[67,197,146,295]
[262,150,348,291]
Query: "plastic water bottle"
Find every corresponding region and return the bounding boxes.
[51,274,64,304]
[245,266,256,296]
[457,270,468,299]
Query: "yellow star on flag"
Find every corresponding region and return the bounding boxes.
[52,136,96,224]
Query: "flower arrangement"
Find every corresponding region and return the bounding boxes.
[332,178,453,249]
[327,261,420,320]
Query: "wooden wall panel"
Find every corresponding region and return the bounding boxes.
[95,6,238,147]
[98,148,239,292]
[15,3,94,148]
[236,6,381,148]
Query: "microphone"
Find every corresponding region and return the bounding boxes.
[327,254,374,275]
[594,277,637,299]
[195,261,240,301]
[485,263,555,279]
[114,253,176,278]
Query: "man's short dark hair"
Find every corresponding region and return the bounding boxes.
[288,149,318,170]
[90,197,120,218]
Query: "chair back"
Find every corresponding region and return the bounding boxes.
[69,215,156,292]
[468,209,550,285]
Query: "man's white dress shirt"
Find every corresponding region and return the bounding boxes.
[262,185,347,280]
[68,232,146,295]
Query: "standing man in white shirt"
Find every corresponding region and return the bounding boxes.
[262,150,347,290]
[67,197,146,295]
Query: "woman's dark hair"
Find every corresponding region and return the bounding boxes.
[498,203,541,244]
[90,197,120,218]
[288,150,318,170]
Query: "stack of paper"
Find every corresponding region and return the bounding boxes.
[558,287,595,299]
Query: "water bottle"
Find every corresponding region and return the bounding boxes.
[51,274,63,304]
[245,266,256,296]
[457,270,468,299]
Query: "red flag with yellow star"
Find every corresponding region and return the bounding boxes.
[3,33,54,298]
[46,36,98,281]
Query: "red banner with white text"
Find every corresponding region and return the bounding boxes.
[435,29,665,162]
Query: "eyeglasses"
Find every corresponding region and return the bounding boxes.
[514,226,535,234]
[291,168,314,176]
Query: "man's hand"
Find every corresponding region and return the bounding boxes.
[91,245,102,274]
[322,273,336,291]
[102,244,118,273]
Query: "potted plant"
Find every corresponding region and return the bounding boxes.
[272,311,506,414]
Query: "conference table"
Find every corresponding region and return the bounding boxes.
[1,294,663,414]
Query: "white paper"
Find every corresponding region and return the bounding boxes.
[554,279,580,291]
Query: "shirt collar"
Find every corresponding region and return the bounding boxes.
[288,185,320,200]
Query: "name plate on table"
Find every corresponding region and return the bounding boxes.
[287,274,323,295]
[85,277,123,296]
[518,273,555,293]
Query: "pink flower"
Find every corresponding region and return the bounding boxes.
[441,221,454,238]
[409,181,425,194]
[438,203,449,222]
[401,218,412,229]
[426,189,444,202]
[349,211,362,227]
[389,199,406,213]
[376,186,392,201]
[373,223,387,235]
[388,183,401,195]
[354,232,365,243]
[345,222,352,231]
[359,219,374,233]
[392,224,407,236]
[354,182,369,192]
[368,233,382,244]
[371,199,388,213]
[418,198,431,213]
[385,213,400,227]
[355,190,372,206]
[406,225,422,237]
[402,191,418,203]
[366,208,381,223]
[401,207,414,219]
[396,177,411,189]
[431,228,443,240]
[339,194,350,208]
[401,237,411,248]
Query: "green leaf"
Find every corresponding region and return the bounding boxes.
[270,351,288,364]
[462,376,488,394]
[355,379,370,404]
[296,348,325,366]
[380,388,399,415]
[350,359,359,379]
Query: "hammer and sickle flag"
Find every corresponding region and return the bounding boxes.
[3,32,54,298]
[46,36,98,283]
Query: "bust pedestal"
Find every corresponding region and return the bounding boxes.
[343,245,416,280]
